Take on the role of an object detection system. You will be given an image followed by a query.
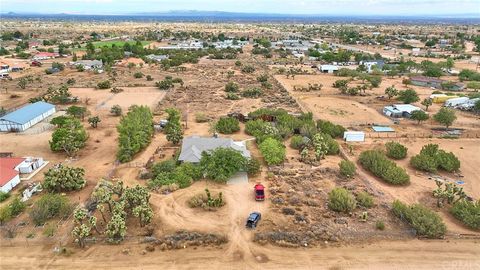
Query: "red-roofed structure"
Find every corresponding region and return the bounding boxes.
[0,157,25,193]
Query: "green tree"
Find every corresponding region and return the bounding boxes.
[49,118,88,157]
[385,86,398,99]
[200,148,247,183]
[397,89,419,104]
[88,116,101,128]
[312,133,329,161]
[410,110,429,124]
[117,106,154,162]
[433,107,457,129]
[164,108,183,145]
[421,98,433,111]
[18,77,28,89]
[259,138,285,166]
[72,207,96,248]
[66,105,87,120]
[43,164,86,192]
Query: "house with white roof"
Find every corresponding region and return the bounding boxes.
[178,136,251,163]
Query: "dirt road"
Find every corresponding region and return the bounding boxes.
[1,239,478,269]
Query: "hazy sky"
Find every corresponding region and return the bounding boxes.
[1,0,479,15]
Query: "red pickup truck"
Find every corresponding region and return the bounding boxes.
[254,184,265,201]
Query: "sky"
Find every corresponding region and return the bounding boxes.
[1,0,479,16]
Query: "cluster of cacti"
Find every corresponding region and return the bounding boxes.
[433,180,467,208]
[205,189,224,208]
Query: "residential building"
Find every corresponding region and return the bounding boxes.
[0,157,24,193]
[71,60,103,70]
[146,54,169,62]
[383,104,422,118]
[178,136,251,163]
[410,76,444,89]
[318,64,339,74]
[32,52,59,61]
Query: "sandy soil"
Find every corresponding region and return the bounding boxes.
[0,239,479,270]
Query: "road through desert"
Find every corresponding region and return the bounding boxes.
[0,239,479,269]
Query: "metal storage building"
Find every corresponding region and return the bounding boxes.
[343,131,365,142]
[0,101,56,132]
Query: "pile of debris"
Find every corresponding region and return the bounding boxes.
[144,231,228,250]
[254,223,341,247]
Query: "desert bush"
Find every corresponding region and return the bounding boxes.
[339,160,356,178]
[359,150,410,185]
[195,113,210,123]
[290,135,306,150]
[133,72,144,78]
[146,75,153,81]
[385,142,408,160]
[0,191,10,202]
[224,82,239,92]
[356,191,374,208]
[188,189,225,210]
[450,200,480,230]
[151,159,177,177]
[246,157,261,176]
[241,87,263,98]
[259,138,286,166]
[225,92,240,100]
[376,220,385,230]
[110,105,122,116]
[215,117,240,134]
[328,188,357,213]
[333,79,349,88]
[316,120,346,138]
[410,144,460,173]
[30,194,73,226]
[97,80,112,89]
[245,119,281,143]
[392,200,446,238]
[241,65,255,73]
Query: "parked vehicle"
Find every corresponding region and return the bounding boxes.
[31,61,42,67]
[246,212,261,229]
[254,184,265,201]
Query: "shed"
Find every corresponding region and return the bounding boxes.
[343,131,365,142]
[0,101,56,132]
[372,126,395,132]
[383,104,422,118]
[318,64,339,74]
[445,97,469,107]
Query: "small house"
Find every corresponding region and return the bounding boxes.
[343,131,365,142]
[318,64,339,74]
[410,76,444,89]
[360,60,385,73]
[0,157,24,193]
[178,136,251,163]
[146,54,169,62]
[0,101,56,132]
[383,104,422,118]
[72,60,103,70]
[32,52,59,61]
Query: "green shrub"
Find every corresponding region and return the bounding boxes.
[195,113,209,123]
[241,87,263,98]
[0,206,12,225]
[245,119,281,143]
[133,72,144,78]
[241,65,255,73]
[450,200,480,230]
[215,117,240,134]
[225,82,239,92]
[225,92,240,100]
[259,138,286,166]
[176,162,202,181]
[316,120,346,138]
[410,144,460,173]
[30,194,73,226]
[328,188,357,213]
[339,160,356,178]
[375,220,385,230]
[392,200,446,238]
[385,142,408,160]
[0,191,10,202]
[290,135,306,150]
[97,80,112,89]
[356,191,374,208]
[246,157,261,176]
[151,159,177,177]
[43,164,86,192]
[9,197,26,216]
[359,150,410,185]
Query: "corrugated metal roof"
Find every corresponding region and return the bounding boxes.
[0,101,55,125]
